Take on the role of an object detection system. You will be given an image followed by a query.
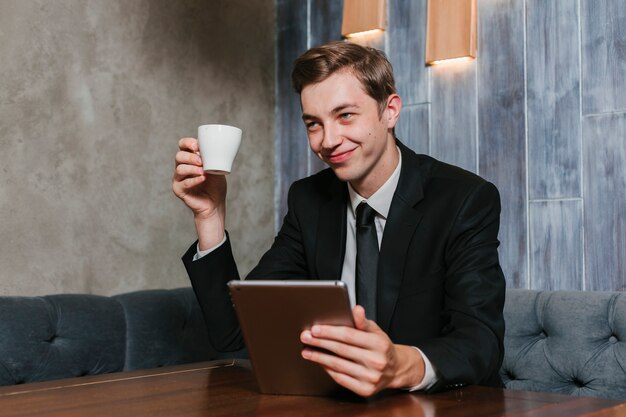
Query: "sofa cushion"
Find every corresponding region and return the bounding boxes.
[0,294,126,385]
[113,288,212,370]
[501,289,626,400]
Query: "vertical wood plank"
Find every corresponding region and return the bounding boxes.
[581,0,626,115]
[527,0,581,199]
[583,113,626,291]
[309,0,344,52]
[308,0,345,175]
[275,0,309,226]
[430,61,477,173]
[309,0,344,48]
[395,104,429,155]
[529,200,583,290]
[477,0,527,288]
[387,0,429,106]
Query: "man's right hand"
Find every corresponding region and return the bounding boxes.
[173,137,227,250]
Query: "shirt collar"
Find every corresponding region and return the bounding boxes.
[348,146,402,219]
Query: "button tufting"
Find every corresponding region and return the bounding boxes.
[609,336,618,344]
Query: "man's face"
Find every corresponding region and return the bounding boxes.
[300,70,400,195]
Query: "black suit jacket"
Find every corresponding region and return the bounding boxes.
[183,140,506,392]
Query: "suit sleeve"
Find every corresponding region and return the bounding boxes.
[418,181,506,391]
[182,182,309,352]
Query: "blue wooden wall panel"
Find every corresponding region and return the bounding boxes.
[581,0,626,115]
[387,0,429,106]
[275,0,626,292]
[583,114,626,291]
[308,0,345,175]
[310,0,343,47]
[527,0,581,199]
[477,0,527,288]
[529,200,583,290]
[275,0,309,226]
[430,62,477,173]
[396,104,429,155]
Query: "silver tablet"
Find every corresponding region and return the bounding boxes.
[228,280,354,396]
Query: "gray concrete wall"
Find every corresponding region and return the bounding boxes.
[0,0,275,296]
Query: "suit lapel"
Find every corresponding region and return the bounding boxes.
[377,143,425,333]
[315,178,348,280]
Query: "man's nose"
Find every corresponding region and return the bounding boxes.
[321,126,341,149]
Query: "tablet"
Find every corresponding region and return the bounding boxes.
[227,280,355,396]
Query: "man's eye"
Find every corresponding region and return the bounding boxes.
[340,113,353,119]
[306,121,320,130]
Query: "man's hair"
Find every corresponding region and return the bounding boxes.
[291,41,397,115]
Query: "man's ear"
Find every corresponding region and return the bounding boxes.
[384,94,402,129]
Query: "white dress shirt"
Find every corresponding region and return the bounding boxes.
[340,149,436,391]
[195,147,437,390]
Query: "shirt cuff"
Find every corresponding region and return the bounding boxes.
[192,235,227,261]
[407,346,438,391]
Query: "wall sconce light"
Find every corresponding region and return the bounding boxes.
[426,0,477,65]
[342,0,387,39]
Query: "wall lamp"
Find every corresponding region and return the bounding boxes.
[426,0,477,65]
[342,0,387,39]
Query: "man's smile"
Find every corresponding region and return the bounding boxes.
[325,147,357,164]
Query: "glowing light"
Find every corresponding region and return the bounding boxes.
[342,0,386,39]
[428,56,475,66]
[344,29,385,39]
[426,0,477,66]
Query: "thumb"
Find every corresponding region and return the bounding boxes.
[353,305,378,332]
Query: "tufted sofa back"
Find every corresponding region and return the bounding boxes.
[501,289,626,400]
[2,286,625,400]
[0,288,215,386]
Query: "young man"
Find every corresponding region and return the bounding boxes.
[173,41,505,397]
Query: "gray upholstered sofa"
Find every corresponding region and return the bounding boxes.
[501,289,626,400]
[1,287,624,400]
[0,288,229,386]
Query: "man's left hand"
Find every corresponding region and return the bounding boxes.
[300,305,425,397]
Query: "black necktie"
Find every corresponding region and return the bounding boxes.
[355,201,379,321]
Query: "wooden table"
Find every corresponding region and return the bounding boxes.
[0,360,624,417]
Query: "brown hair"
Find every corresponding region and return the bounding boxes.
[291,41,396,115]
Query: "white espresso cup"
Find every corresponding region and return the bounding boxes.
[197,124,242,175]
